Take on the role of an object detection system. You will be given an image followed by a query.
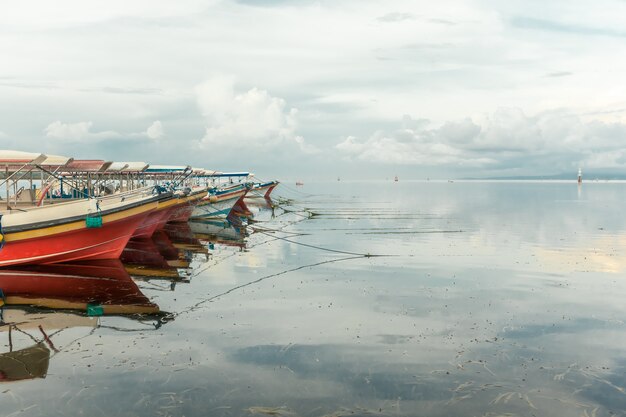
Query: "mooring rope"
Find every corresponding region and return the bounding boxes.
[163,255,364,322]
[162,194,394,322]
[250,228,392,257]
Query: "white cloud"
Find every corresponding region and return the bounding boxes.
[584,150,626,169]
[146,120,164,140]
[45,121,98,140]
[293,135,318,154]
[336,132,495,167]
[44,120,163,142]
[337,108,626,173]
[195,76,316,153]
[377,12,416,23]
[4,0,626,174]
[1,1,215,30]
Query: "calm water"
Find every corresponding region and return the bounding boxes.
[2,181,626,417]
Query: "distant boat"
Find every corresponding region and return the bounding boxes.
[578,167,582,184]
[394,175,398,182]
[295,181,304,186]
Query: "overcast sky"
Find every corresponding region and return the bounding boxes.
[1,0,626,179]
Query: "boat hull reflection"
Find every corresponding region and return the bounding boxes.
[188,219,247,249]
[121,237,183,280]
[0,260,163,382]
[0,260,158,314]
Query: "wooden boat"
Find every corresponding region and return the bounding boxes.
[0,191,159,266]
[0,153,161,266]
[139,165,201,224]
[131,192,175,239]
[191,183,247,219]
[33,157,171,241]
[0,152,273,266]
[167,187,209,223]
[247,180,279,198]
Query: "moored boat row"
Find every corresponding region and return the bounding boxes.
[0,178,270,383]
[0,150,278,267]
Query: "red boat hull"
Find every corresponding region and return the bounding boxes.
[0,260,158,312]
[0,206,154,267]
[264,184,277,198]
[167,192,206,223]
[0,261,146,303]
[231,196,252,217]
[154,207,174,230]
[132,208,171,239]
[121,238,170,267]
[168,204,195,223]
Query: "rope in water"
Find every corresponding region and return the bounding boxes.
[166,194,394,321]
[163,255,364,321]
[249,227,392,258]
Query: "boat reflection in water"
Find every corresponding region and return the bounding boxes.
[162,224,208,258]
[0,260,161,382]
[122,223,211,283]
[230,195,275,221]
[152,231,191,269]
[188,219,247,249]
[0,260,158,313]
[241,197,275,220]
[122,228,198,280]
[230,196,252,218]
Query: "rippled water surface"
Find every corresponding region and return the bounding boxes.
[2,181,626,416]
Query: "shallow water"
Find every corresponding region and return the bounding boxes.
[2,181,626,416]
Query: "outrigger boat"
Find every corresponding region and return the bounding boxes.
[191,183,248,220]
[186,171,248,220]
[92,161,178,240]
[0,151,162,266]
[0,150,277,266]
[167,187,208,223]
[247,180,279,199]
[206,172,279,199]
[45,160,199,240]
[143,165,208,225]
